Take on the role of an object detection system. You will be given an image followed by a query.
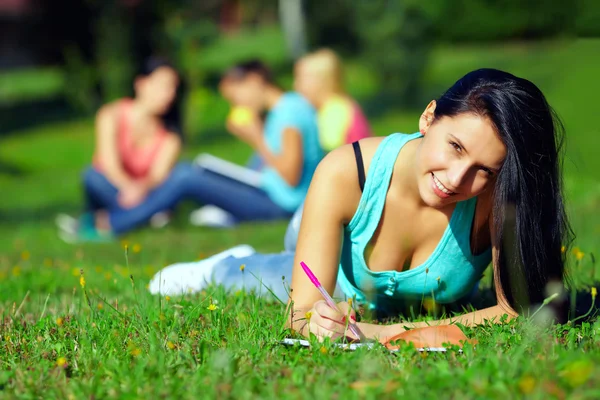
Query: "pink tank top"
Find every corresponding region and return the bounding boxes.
[94,99,168,180]
[345,102,372,144]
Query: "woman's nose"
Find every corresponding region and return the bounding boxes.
[447,163,470,189]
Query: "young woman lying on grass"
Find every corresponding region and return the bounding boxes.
[152,68,571,342]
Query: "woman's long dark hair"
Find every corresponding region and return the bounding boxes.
[433,68,572,312]
[137,56,184,139]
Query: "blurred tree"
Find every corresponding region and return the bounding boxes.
[279,0,308,59]
[351,0,436,106]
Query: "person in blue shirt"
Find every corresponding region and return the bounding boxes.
[188,60,323,226]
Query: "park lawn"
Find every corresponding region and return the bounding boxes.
[1,39,599,398]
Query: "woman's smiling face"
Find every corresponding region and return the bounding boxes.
[415,101,507,208]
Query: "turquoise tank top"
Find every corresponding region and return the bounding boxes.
[336,133,492,314]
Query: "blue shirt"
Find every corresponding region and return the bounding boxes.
[337,133,492,315]
[261,92,323,212]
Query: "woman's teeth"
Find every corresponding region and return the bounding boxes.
[433,174,455,195]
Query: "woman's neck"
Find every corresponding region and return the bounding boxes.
[316,92,345,109]
[130,99,161,133]
[394,139,427,207]
[264,86,284,110]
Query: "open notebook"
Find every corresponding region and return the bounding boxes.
[281,338,451,353]
[281,325,474,353]
[194,153,262,188]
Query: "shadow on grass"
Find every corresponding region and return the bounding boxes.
[0,202,79,225]
[0,158,28,177]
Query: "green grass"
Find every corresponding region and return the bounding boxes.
[1,39,600,398]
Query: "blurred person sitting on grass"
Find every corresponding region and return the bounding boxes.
[151,69,573,342]
[294,48,372,152]
[56,57,184,242]
[188,60,323,228]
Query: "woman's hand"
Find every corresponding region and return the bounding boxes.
[118,183,148,208]
[303,300,358,341]
[226,117,263,148]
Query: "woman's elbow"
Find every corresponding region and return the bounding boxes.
[281,167,302,187]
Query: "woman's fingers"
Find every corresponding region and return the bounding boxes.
[336,300,357,322]
[313,300,344,323]
[308,300,359,341]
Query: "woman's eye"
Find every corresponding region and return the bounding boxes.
[480,167,493,176]
[449,141,462,152]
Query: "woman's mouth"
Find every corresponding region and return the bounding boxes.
[431,173,456,199]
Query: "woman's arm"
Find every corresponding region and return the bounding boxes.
[287,145,362,334]
[142,134,181,190]
[254,127,303,186]
[227,117,304,186]
[95,104,133,190]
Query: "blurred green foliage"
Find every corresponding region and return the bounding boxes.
[3,0,600,135]
[0,68,65,106]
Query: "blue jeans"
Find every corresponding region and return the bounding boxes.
[83,163,192,234]
[212,251,347,302]
[184,168,293,223]
[83,162,293,234]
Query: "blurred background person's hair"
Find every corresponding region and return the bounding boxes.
[294,48,371,152]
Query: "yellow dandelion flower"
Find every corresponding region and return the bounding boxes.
[56,357,67,367]
[423,298,437,312]
[165,296,171,302]
[79,275,86,289]
[56,317,64,326]
[240,264,245,272]
[130,348,142,357]
[518,375,536,394]
[21,251,30,261]
[319,346,328,354]
[592,287,597,298]
[305,311,312,320]
[11,266,21,277]
[207,303,218,311]
[576,251,585,261]
[132,244,141,253]
[560,360,593,387]
[167,341,175,350]
[561,246,566,253]
[571,246,580,255]
[97,303,104,310]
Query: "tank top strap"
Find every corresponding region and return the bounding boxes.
[347,132,422,238]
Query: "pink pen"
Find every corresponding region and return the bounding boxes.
[300,261,367,342]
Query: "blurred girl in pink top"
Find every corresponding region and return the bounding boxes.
[57,57,186,241]
[294,49,372,152]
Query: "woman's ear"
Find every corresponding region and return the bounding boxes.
[419,100,436,135]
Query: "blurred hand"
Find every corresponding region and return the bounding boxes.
[303,300,358,341]
[226,116,263,148]
[117,183,148,209]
